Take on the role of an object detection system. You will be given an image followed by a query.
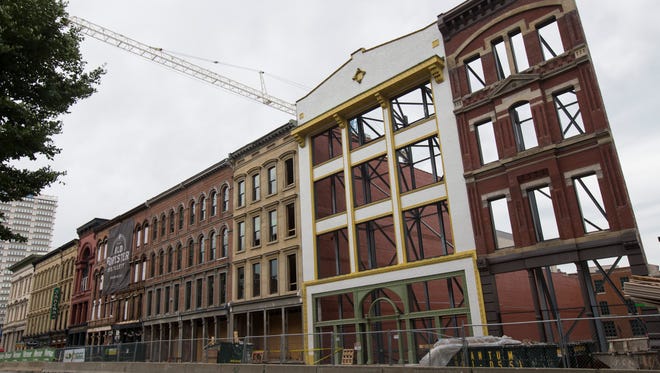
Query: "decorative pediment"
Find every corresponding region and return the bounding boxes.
[488,74,540,100]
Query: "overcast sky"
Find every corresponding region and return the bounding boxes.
[38,1,659,266]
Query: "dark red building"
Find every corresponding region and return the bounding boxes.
[438,0,655,350]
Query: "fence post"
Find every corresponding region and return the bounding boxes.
[461,322,468,368]
[387,330,393,365]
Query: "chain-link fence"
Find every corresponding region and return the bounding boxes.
[50,313,659,368]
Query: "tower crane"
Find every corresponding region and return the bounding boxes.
[67,16,297,116]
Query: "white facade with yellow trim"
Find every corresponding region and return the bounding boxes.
[293,23,485,365]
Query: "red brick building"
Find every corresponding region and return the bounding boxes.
[437,0,654,350]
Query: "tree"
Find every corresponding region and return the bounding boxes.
[0,0,103,241]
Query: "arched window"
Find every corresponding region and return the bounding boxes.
[221,186,229,212]
[176,244,182,271]
[169,210,175,233]
[158,250,164,275]
[221,228,229,258]
[136,225,142,247]
[150,253,156,278]
[198,235,205,264]
[190,200,196,225]
[178,206,184,230]
[152,217,158,240]
[200,195,207,221]
[167,247,173,273]
[210,190,218,216]
[161,214,167,236]
[209,231,217,260]
[188,239,194,268]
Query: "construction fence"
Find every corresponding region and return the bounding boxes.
[48,313,659,368]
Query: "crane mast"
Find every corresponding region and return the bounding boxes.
[68,16,296,116]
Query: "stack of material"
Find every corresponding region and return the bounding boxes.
[623,275,660,308]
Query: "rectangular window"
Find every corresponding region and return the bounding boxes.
[314,172,346,219]
[267,166,277,194]
[185,281,191,310]
[489,197,514,249]
[207,276,214,307]
[287,254,298,291]
[252,173,260,201]
[269,258,278,294]
[594,279,605,293]
[528,186,559,242]
[237,221,245,251]
[396,136,444,193]
[465,56,485,92]
[554,88,584,138]
[348,106,385,148]
[352,155,390,207]
[602,320,617,338]
[196,278,203,308]
[268,210,277,242]
[285,158,295,186]
[136,229,141,248]
[286,203,296,237]
[630,319,647,336]
[316,228,350,279]
[356,215,397,271]
[599,301,610,315]
[476,120,498,164]
[252,215,261,247]
[538,19,564,61]
[252,262,261,297]
[620,276,629,289]
[146,291,152,316]
[155,288,161,315]
[403,200,454,262]
[312,125,343,166]
[134,263,139,283]
[573,174,609,233]
[164,286,170,314]
[492,38,511,80]
[237,267,245,299]
[390,83,434,131]
[511,102,538,151]
[237,180,245,207]
[509,30,529,72]
[219,272,227,304]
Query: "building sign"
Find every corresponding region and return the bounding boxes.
[50,287,61,320]
[103,219,133,295]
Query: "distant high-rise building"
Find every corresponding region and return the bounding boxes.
[0,195,57,323]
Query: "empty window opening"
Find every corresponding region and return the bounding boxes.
[476,120,499,164]
[352,155,391,207]
[316,228,350,279]
[538,19,564,61]
[312,125,343,166]
[390,83,435,131]
[403,200,454,262]
[465,56,485,92]
[528,186,559,242]
[574,174,609,233]
[314,172,346,219]
[287,253,298,291]
[511,102,538,151]
[237,267,245,299]
[396,136,444,193]
[286,203,296,237]
[356,215,397,271]
[285,157,295,186]
[252,215,261,247]
[509,30,529,72]
[349,106,385,148]
[269,258,278,294]
[489,197,514,249]
[554,89,584,138]
[253,262,261,297]
[492,39,511,80]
